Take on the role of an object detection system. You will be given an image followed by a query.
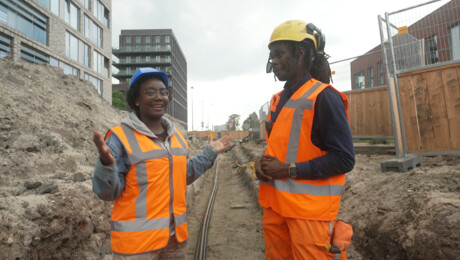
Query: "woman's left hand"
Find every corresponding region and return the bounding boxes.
[209,134,233,153]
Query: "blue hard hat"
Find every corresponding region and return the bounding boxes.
[129,67,169,88]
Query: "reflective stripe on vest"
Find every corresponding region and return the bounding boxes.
[260,79,349,220]
[108,125,189,255]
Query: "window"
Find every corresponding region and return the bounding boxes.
[93,50,108,77]
[155,55,160,62]
[84,15,90,38]
[65,0,79,30]
[64,63,79,76]
[135,36,140,44]
[0,0,48,45]
[126,56,131,62]
[368,67,374,88]
[135,56,140,62]
[155,36,160,43]
[145,36,150,44]
[37,0,59,16]
[93,0,108,28]
[146,56,150,62]
[65,31,79,61]
[91,22,102,47]
[84,0,91,10]
[165,35,170,43]
[20,43,49,64]
[84,73,102,95]
[450,24,460,60]
[49,56,59,67]
[377,62,384,85]
[354,71,365,89]
[425,35,439,65]
[0,34,11,58]
[81,41,90,67]
[125,36,131,45]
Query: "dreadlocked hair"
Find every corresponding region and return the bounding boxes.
[289,40,333,84]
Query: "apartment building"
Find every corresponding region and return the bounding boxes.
[350,0,460,90]
[0,0,112,102]
[112,29,188,128]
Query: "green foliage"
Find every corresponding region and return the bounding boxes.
[112,91,127,111]
[242,112,259,130]
[226,114,241,130]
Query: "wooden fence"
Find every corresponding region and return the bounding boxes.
[344,62,460,154]
[343,87,393,138]
[398,63,460,153]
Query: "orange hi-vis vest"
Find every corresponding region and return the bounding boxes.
[105,124,189,255]
[259,78,350,221]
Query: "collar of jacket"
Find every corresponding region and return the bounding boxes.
[121,112,176,140]
[283,73,312,97]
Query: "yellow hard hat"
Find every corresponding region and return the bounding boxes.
[268,20,325,51]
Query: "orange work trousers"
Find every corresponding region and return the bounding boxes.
[262,207,346,260]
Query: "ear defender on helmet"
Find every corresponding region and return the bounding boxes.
[306,23,326,52]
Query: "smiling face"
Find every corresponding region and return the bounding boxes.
[136,77,169,121]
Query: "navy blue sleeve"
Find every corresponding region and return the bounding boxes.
[296,88,355,179]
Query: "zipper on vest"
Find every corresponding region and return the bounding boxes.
[160,138,175,235]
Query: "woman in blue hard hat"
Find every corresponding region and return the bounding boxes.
[92,67,232,259]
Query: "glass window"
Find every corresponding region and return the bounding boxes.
[84,15,90,38]
[165,35,170,43]
[37,0,50,10]
[49,56,59,67]
[145,36,150,44]
[51,0,59,15]
[84,0,91,10]
[450,24,460,60]
[65,31,79,61]
[65,0,79,30]
[377,62,384,85]
[146,56,150,61]
[81,41,90,67]
[0,1,48,45]
[0,33,11,58]
[155,36,160,43]
[64,63,79,76]
[125,36,131,45]
[136,56,140,62]
[93,0,108,27]
[155,55,160,62]
[354,71,365,89]
[368,67,374,88]
[84,73,102,95]
[91,22,102,47]
[126,56,131,62]
[425,35,439,65]
[135,36,140,44]
[93,50,109,77]
[20,43,49,64]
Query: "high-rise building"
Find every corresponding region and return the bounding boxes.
[0,0,112,102]
[112,29,188,128]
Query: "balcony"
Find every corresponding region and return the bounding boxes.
[112,45,171,54]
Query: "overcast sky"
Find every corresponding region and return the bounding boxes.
[111,0,442,131]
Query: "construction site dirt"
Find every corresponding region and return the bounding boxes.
[1,58,459,260]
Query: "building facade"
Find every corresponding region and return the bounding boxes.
[0,0,112,102]
[350,0,460,90]
[112,29,188,128]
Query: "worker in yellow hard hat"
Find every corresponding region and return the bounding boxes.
[256,20,355,259]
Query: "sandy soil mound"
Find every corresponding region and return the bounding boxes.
[0,59,204,259]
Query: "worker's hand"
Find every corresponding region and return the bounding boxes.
[255,158,272,182]
[209,134,233,153]
[93,130,115,166]
[260,155,290,179]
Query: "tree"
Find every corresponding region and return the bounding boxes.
[242,112,259,130]
[226,114,240,130]
[112,91,127,111]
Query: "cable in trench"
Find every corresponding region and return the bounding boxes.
[194,156,220,260]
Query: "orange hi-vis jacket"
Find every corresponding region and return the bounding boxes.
[105,124,189,255]
[259,78,349,221]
